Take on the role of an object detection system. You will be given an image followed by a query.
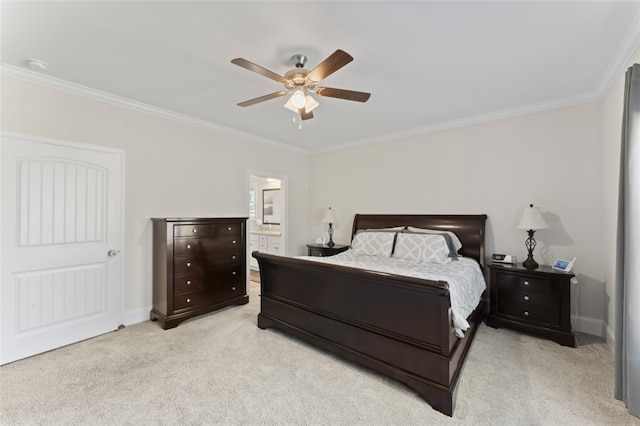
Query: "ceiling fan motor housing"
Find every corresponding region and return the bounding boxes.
[291,54,307,68]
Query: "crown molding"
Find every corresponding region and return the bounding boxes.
[312,91,600,154]
[0,64,307,155]
[597,8,640,96]
[2,27,632,158]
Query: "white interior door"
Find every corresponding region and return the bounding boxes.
[1,133,124,365]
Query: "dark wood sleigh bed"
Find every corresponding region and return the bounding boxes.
[252,214,488,416]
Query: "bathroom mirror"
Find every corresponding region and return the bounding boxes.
[263,189,281,225]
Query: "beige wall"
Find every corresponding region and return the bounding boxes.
[602,45,640,345]
[1,77,310,323]
[309,102,606,335]
[3,50,635,337]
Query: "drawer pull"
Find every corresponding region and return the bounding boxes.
[232,255,236,260]
[523,281,530,286]
[186,244,191,249]
[232,287,236,291]
[186,298,191,303]
[232,271,236,275]
[228,226,232,231]
[192,228,197,233]
[524,311,530,316]
[186,262,191,268]
[232,240,237,244]
[524,295,530,301]
[186,280,192,286]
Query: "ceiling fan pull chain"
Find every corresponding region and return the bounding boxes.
[298,110,302,130]
[291,111,296,124]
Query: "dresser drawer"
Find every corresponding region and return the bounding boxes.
[174,250,243,274]
[174,236,242,256]
[215,223,242,236]
[499,303,560,327]
[173,284,244,311]
[173,292,208,311]
[174,224,213,237]
[495,272,559,294]
[496,285,559,310]
[174,266,243,294]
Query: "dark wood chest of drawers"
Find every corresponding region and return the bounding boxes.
[151,217,249,329]
[486,263,576,347]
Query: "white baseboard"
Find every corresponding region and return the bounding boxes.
[122,306,152,326]
[605,324,615,352]
[572,314,604,338]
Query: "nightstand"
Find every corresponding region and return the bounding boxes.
[486,263,576,347]
[306,243,349,257]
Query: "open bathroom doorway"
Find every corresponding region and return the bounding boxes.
[248,173,285,277]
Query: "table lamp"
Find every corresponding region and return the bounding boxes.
[322,207,337,247]
[517,204,548,270]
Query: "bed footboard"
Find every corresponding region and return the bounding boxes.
[254,252,486,416]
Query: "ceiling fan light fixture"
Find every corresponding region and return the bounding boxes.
[283,97,299,113]
[290,89,306,109]
[304,94,319,112]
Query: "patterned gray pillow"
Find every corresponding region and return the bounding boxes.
[351,232,396,257]
[404,227,462,260]
[392,233,451,264]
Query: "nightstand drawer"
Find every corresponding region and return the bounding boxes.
[306,244,349,257]
[499,303,560,327]
[496,285,559,309]
[308,247,327,257]
[495,272,559,294]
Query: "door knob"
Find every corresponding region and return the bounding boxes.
[108,249,120,257]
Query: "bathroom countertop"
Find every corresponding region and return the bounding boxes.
[250,230,281,236]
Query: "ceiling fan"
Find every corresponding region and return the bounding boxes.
[231,49,371,129]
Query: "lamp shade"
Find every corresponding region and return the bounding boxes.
[290,89,306,109]
[322,207,337,224]
[304,94,319,112]
[283,97,298,113]
[517,204,548,230]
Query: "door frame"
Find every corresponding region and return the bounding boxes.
[0,131,126,359]
[247,170,287,271]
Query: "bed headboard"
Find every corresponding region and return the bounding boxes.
[351,214,488,266]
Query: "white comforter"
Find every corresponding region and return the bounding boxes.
[298,250,487,338]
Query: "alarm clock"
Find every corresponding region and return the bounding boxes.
[491,253,517,264]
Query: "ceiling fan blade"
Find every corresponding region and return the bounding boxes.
[301,109,314,120]
[237,91,287,107]
[306,50,353,83]
[315,87,371,102]
[231,58,288,84]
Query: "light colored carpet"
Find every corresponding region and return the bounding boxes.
[1,281,637,425]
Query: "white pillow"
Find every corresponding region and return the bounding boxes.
[393,233,451,264]
[351,232,396,257]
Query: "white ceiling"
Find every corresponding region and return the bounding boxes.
[2,1,640,152]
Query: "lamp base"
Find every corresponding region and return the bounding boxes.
[327,223,335,247]
[522,256,539,270]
